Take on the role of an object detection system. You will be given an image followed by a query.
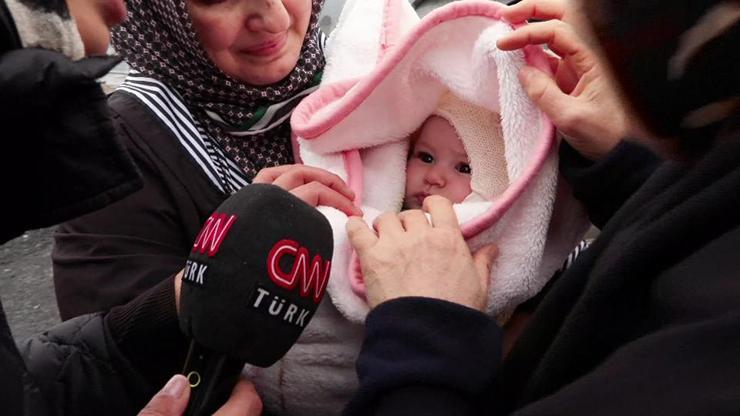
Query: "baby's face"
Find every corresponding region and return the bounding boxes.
[404,116,472,209]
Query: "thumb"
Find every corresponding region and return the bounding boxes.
[518,66,574,124]
[472,244,498,292]
[138,375,191,416]
[346,216,378,252]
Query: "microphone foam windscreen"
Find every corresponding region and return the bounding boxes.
[179,184,333,367]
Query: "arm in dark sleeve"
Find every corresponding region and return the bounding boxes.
[52,122,194,320]
[511,313,740,416]
[559,140,662,228]
[344,297,503,416]
[0,48,141,244]
[19,276,187,415]
[347,297,740,416]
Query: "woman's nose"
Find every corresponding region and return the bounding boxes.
[244,0,290,33]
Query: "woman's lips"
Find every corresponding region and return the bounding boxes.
[242,33,288,58]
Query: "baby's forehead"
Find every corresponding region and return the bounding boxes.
[415,116,466,152]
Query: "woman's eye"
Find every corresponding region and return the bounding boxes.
[457,163,472,174]
[417,152,434,164]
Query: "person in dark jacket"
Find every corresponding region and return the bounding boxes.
[344,0,740,414]
[0,1,261,414]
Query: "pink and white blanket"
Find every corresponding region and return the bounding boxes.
[245,1,589,414]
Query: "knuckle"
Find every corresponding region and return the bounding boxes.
[376,212,397,224]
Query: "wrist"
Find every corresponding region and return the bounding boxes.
[105,274,188,388]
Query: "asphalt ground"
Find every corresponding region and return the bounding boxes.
[0,228,59,341]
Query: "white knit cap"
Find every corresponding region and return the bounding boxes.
[433,92,508,200]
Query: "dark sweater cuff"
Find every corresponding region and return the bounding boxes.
[347,297,502,414]
[104,275,187,388]
[560,140,661,227]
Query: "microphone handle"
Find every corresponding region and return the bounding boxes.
[182,340,245,416]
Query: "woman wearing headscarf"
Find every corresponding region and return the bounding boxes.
[51,0,359,321]
[0,0,262,414]
[343,0,740,414]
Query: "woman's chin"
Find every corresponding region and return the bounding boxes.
[230,54,300,86]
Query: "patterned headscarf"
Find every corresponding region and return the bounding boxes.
[112,0,325,179]
[584,0,739,156]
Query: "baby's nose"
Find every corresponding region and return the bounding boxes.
[424,167,446,187]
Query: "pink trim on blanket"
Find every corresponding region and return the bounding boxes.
[291,78,360,139]
[343,149,364,208]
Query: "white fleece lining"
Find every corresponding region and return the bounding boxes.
[5,0,85,60]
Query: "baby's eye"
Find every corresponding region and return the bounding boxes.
[417,152,434,164]
[457,163,472,175]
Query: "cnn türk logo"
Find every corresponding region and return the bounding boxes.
[267,239,331,304]
[191,213,237,257]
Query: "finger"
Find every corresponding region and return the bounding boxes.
[347,216,378,252]
[252,164,295,184]
[271,166,356,201]
[518,66,578,126]
[373,212,405,238]
[553,58,580,94]
[497,21,596,78]
[422,195,460,230]
[499,0,566,24]
[138,375,191,416]
[213,378,263,416]
[398,209,431,232]
[473,244,499,292]
[292,182,363,216]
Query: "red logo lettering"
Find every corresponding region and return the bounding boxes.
[267,239,331,303]
[192,213,237,257]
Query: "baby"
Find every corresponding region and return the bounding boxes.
[404,92,507,209]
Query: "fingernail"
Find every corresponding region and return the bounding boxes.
[163,374,188,398]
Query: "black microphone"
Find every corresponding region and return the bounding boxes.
[178,183,334,415]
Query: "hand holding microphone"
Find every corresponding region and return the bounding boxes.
[178,183,334,415]
[138,375,262,416]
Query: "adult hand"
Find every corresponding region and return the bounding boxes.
[497,0,652,160]
[346,196,498,310]
[253,165,362,216]
[138,375,263,416]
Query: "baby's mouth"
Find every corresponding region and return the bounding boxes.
[415,192,430,207]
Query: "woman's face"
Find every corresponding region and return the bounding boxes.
[187,0,312,86]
